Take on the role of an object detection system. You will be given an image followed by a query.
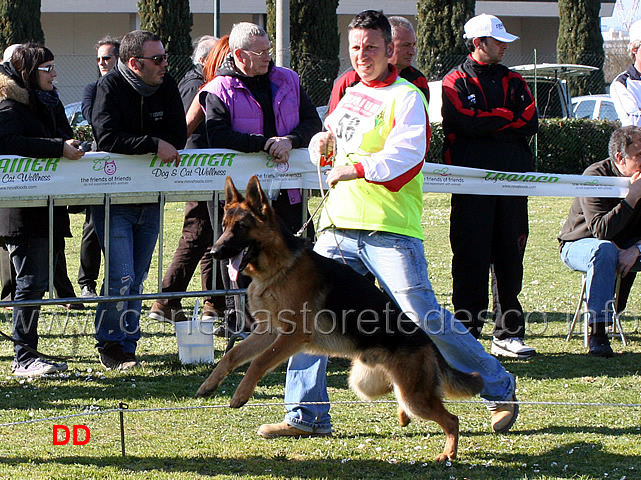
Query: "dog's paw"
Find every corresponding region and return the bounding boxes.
[229,381,254,408]
[229,393,249,408]
[434,451,456,463]
[196,378,220,398]
[397,407,411,427]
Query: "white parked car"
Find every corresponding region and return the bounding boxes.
[571,94,619,121]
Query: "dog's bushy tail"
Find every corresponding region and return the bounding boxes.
[436,349,484,399]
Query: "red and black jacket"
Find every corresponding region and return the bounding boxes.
[328,66,430,114]
[441,55,538,172]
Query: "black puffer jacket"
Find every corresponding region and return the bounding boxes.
[91,63,187,154]
[0,64,72,238]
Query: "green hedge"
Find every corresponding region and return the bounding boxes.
[426,118,619,174]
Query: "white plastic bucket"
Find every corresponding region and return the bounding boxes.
[175,319,215,364]
[174,300,215,364]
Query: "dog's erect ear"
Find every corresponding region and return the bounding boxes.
[224,176,243,206]
[245,175,270,218]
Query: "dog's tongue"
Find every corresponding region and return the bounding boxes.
[228,251,244,282]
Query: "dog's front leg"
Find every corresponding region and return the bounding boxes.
[197,329,277,398]
[230,332,311,408]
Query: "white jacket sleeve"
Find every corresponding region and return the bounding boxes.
[357,89,428,183]
[611,78,641,126]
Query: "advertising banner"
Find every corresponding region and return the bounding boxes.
[0,149,630,199]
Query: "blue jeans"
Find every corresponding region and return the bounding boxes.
[282,229,516,433]
[560,238,641,325]
[91,204,160,354]
[7,236,50,364]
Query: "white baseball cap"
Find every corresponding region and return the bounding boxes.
[630,19,641,43]
[463,14,519,43]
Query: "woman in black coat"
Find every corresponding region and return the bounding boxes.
[0,43,84,377]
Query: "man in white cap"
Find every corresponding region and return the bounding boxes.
[611,19,641,125]
[441,14,539,358]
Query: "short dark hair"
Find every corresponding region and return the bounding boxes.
[609,125,641,160]
[348,10,392,46]
[96,35,120,57]
[11,43,54,92]
[119,30,161,61]
[465,37,488,53]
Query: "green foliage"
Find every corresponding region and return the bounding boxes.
[536,118,618,173]
[137,0,193,77]
[426,119,618,174]
[266,0,340,107]
[416,0,473,80]
[0,0,45,52]
[557,0,606,95]
[73,124,94,144]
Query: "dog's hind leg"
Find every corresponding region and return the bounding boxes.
[197,330,277,398]
[394,381,460,462]
[387,352,460,462]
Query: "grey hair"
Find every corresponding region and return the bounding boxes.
[629,39,641,62]
[191,35,218,65]
[229,22,268,52]
[388,16,415,38]
[609,125,641,160]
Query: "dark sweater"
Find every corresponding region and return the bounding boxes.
[558,158,641,248]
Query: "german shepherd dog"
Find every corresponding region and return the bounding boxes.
[197,176,483,461]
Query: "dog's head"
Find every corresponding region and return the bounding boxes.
[212,175,278,280]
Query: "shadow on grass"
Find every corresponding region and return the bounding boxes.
[497,349,641,380]
[2,440,639,479]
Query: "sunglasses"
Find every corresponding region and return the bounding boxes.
[97,55,114,63]
[37,64,55,73]
[134,54,168,65]
[243,48,272,58]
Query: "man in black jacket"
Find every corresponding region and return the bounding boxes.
[91,30,187,370]
[76,36,120,299]
[558,126,641,357]
[442,14,538,358]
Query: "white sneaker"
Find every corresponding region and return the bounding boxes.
[491,337,536,359]
[12,358,68,377]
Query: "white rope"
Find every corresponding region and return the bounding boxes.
[1,398,639,428]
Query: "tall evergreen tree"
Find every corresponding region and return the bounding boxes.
[0,0,45,52]
[266,0,340,107]
[416,0,474,80]
[137,0,193,77]
[557,0,606,95]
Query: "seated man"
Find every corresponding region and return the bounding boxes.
[558,125,641,357]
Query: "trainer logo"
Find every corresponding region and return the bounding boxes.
[52,425,91,445]
[432,167,452,177]
[484,171,560,183]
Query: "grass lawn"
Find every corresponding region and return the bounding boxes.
[0,194,639,480]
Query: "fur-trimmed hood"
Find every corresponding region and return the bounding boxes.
[0,67,29,105]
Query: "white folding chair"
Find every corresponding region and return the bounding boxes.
[566,272,628,347]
